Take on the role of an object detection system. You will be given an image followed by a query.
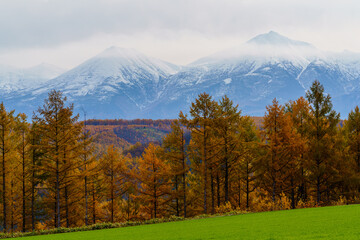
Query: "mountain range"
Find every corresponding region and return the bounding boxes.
[2,31,360,119]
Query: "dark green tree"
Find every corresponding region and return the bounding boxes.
[306,80,340,204]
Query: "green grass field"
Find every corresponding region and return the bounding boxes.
[17,205,360,240]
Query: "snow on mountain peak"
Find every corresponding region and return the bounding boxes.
[96,46,145,59]
[247,31,313,48]
[36,46,181,100]
[191,31,319,67]
[0,63,65,93]
[92,46,179,75]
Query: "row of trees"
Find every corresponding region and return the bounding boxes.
[0,80,359,232]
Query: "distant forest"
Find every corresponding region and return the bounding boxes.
[0,80,359,233]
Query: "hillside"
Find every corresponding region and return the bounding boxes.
[86,118,260,151]
[86,119,177,151]
[14,205,360,240]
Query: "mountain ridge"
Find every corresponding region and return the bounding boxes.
[1,31,360,119]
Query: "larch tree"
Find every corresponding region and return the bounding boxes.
[14,113,31,232]
[234,116,260,209]
[34,90,82,228]
[260,99,303,205]
[28,120,45,231]
[0,103,16,232]
[343,106,360,195]
[87,159,104,225]
[213,95,241,204]
[78,115,95,226]
[306,80,340,204]
[162,120,188,217]
[135,143,171,219]
[179,92,219,214]
[100,145,129,223]
[285,97,310,202]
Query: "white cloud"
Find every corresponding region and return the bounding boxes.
[0,0,360,68]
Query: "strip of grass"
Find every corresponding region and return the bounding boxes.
[15,205,360,240]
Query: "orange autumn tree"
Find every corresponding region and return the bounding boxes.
[179,93,219,214]
[14,113,31,232]
[0,103,16,232]
[135,143,171,219]
[34,90,83,228]
[100,145,129,223]
[213,95,241,205]
[78,119,95,226]
[162,120,188,218]
[259,99,304,207]
[285,97,310,203]
[342,106,360,197]
[233,116,260,210]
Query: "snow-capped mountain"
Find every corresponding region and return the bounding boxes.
[147,31,360,118]
[2,31,360,119]
[0,63,65,94]
[8,47,180,119]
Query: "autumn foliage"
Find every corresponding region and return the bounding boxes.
[0,80,359,233]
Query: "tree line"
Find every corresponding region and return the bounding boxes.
[0,80,359,232]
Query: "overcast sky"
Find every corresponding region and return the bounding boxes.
[0,0,360,69]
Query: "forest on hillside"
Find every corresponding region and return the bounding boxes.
[0,80,359,233]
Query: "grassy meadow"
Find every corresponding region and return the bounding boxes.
[15,204,360,240]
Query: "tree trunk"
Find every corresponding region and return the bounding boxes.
[64,152,69,228]
[10,180,13,233]
[210,168,215,214]
[22,133,26,232]
[54,194,57,229]
[238,174,241,208]
[84,113,89,226]
[65,185,69,227]
[2,129,7,232]
[175,176,179,217]
[216,173,220,207]
[272,177,276,203]
[246,160,250,209]
[56,138,61,228]
[291,177,295,209]
[317,175,321,204]
[111,172,114,223]
[84,165,88,225]
[92,182,96,224]
[224,138,229,203]
[182,132,187,218]
[31,157,35,231]
[203,129,207,214]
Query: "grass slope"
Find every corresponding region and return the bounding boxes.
[18,205,360,240]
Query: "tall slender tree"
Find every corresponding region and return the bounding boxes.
[79,113,94,226]
[135,143,170,219]
[34,90,82,228]
[28,120,44,231]
[285,97,310,202]
[14,113,30,232]
[235,116,260,209]
[162,120,188,217]
[306,80,340,204]
[179,93,219,214]
[100,146,129,223]
[260,99,303,205]
[0,103,16,232]
[214,96,241,204]
[344,106,360,194]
